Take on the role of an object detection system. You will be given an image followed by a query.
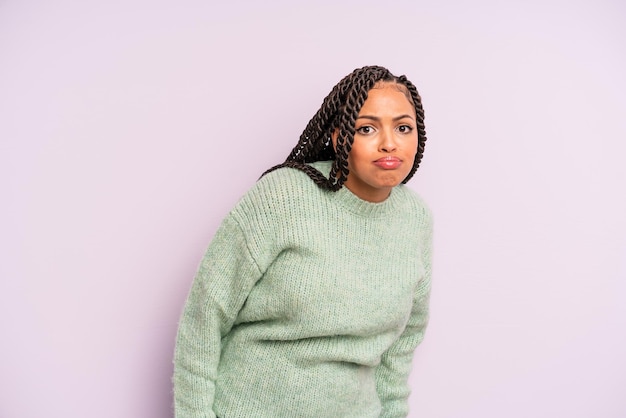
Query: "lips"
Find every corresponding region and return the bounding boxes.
[373,156,402,169]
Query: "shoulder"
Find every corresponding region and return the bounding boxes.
[250,162,326,203]
[396,185,433,220]
[230,162,327,222]
[258,162,324,189]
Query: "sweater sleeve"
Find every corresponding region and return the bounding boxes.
[173,214,263,418]
[375,215,433,418]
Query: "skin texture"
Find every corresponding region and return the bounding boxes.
[333,82,418,202]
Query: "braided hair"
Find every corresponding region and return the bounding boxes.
[262,65,427,191]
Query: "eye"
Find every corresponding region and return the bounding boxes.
[397,125,414,134]
[356,125,375,135]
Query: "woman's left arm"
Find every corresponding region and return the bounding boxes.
[375,215,433,418]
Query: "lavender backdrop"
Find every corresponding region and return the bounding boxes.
[1,1,625,417]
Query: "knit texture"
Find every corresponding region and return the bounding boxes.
[174,161,433,418]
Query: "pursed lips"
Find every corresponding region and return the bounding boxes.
[373,156,402,169]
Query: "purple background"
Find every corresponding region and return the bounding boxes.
[1,1,625,417]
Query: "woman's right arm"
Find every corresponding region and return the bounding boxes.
[173,214,263,418]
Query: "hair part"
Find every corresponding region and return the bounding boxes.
[262,65,427,191]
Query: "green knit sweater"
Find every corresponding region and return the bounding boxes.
[174,161,433,418]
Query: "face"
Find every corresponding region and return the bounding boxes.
[333,82,418,202]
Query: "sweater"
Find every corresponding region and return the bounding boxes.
[173,161,433,418]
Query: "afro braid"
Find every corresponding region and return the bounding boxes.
[262,65,427,191]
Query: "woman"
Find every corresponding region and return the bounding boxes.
[174,65,433,418]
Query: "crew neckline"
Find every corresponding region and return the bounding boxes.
[310,161,405,217]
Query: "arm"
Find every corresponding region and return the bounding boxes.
[375,218,433,418]
[173,215,263,418]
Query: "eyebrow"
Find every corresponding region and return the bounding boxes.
[356,114,415,122]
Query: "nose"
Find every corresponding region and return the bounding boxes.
[379,129,397,153]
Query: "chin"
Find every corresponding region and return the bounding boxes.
[376,176,404,188]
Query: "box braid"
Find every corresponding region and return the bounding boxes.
[262,65,427,191]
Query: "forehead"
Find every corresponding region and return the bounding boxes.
[371,81,410,96]
[359,83,415,115]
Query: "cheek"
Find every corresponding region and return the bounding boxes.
[408,138,419,156]
[346,141,370,167]
[346,152,355,170]
[346,147,365,170]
